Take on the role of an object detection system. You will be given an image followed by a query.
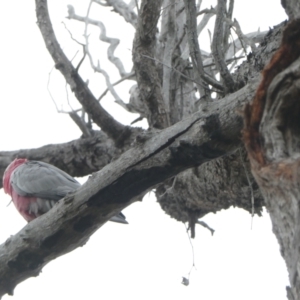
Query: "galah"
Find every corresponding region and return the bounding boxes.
[3,158,127,224]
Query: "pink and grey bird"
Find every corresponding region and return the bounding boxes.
[2,158,127,224]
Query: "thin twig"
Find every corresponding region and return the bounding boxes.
[141,54,223,92]
[203,55,245,69]
[196,220,215,235]
[135,0,139,15]
[98,71,135,101]
[196,7,216,16]
[62,21,85,46]
[94,0,138,28]
[69,111,92,137]
[196,6,216,36]
[47,67,60,112]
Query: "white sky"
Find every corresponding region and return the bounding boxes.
[0,1,290,300]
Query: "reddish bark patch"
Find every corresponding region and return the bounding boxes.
[244,19,300,165]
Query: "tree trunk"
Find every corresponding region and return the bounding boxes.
[244,18,300,300]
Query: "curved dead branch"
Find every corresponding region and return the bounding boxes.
[36,0,129,143]
[68,5,130,78]
[95,0,138,28]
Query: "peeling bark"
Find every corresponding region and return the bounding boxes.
[244,19,300,300]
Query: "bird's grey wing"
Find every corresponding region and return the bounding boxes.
[11,161,81,201]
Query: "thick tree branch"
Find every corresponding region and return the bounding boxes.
[36,0,129,143]
[0,75,260,297]
[0,132,117,186]
[132,0,170,129]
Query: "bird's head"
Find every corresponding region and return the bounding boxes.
[3,158,27,195]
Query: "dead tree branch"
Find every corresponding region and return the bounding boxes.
[36,0,128,143]
[132,0,170,129]
[212,0,235,93]
[68,5,130,77]
[69,111,92,138]
[0,132,118,183]
[94,0,138,28]
[184,0,211,100]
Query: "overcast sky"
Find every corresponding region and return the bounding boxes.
[0,1,290,300]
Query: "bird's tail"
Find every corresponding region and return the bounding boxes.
[109,212,128,224]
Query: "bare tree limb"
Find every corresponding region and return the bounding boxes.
[132,0,170,129]
[225,30,267,60]
[227,18,256,55]
[184,0,211,100]
[0,132,118,184]
[69,111,92,137]
[196,7,216,17]
[196,6,216,36]
[212,0,236,93]
[98,71,136,102]
[223,0,234,50]
[68,5,130,77]
[95,0,138,28]
[36,0,128,143]
[160,0,176,116]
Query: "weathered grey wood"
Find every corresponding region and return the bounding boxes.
[244,16,300,299]
[0,75,260,298]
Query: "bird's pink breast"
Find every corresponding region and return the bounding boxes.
[11,190,37,222]
[3,158,27,196]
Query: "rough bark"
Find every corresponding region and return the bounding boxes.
[0,132,116,182]
[132,0,170,128]
[244,18,300,300]
[158,147,264,225]
[158,22,285,227]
